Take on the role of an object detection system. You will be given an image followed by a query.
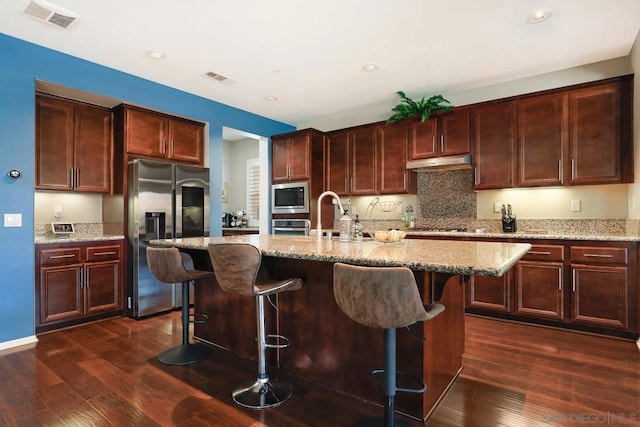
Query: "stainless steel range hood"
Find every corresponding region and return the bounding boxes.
[406,153,472,171]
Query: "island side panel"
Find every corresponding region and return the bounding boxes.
[423,272,465,419]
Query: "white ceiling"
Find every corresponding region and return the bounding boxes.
[2,0,639,132]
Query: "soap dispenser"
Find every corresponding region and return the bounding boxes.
[352,214,363,243]
[339,209,352,243]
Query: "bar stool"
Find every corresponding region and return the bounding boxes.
[207,242,302,409]
[146,247,213,366]
[333,263,445,427]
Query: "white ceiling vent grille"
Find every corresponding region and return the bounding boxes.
[20,0,79,29]
[204,71,236,86]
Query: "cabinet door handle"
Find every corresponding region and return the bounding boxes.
[558,269,562,291]
[344,179,348,193]
[529,251,552,255]
[582,253,613,258]
[84,267,89,289]
[69,169,74,188]
[558,160,562,180]
[572,270,576,292]
[440,134,444,153]
[571,158,576,179]
[49,254,76,259]
[93,251,117,256]
[431,136,436,154]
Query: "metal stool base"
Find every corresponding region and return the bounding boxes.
[157,343,211,366]
[232,378,292,409]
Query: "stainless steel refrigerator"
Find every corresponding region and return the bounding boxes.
[127,159,210,318]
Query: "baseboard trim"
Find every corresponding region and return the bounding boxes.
[0,335,38,352]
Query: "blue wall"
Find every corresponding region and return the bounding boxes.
[0,33,295,344]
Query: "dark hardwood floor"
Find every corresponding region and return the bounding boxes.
[1,313,638,426]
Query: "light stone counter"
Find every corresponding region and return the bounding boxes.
[150,234,531,277]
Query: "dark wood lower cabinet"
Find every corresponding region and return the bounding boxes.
[467,273,510,312]
[456,237,636,338]
[36,240,124,333]
[515,260,564,320]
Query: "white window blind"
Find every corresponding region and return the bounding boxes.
[246,158,260,227]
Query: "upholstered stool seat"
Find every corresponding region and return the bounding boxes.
[208,242,302,409]
[146,247,213,365]
[333,263,445,427]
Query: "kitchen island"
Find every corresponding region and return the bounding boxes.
[150,234,531,421]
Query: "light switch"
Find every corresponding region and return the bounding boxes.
[571,200,581,212]
[4,213,22,227]
[494,202,503,213]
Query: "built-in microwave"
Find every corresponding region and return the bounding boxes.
[272,181,309,214]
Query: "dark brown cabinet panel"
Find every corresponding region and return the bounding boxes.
[36,96,112,193]
[568,83,621,185]
[349,126,377,195]
[324,126,377,195]
[515,261,564,320]
[39,263,84,323]
[325,131,349,195]
[272,131,312,182]
[119,105,205,165]
[516,94,565,187]
[377,122,415,194]
[467,274,510,312]
[571,264,628,329]
[410,110,470,160]
[36,241,124,332]
[472,102,515,189]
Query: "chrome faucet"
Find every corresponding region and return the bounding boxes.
[316,191,345,240]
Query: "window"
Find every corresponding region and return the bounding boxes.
[246,158,260,227]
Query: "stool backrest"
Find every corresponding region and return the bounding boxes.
[207,243,261,296]
[147,247,188,284]
[333,263,430,329]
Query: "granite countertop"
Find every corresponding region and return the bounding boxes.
[149,234,531,277]
[404,230,640,242]
[35,234,125,245]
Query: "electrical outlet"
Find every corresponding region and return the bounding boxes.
[571,200,581,212]
[494,202,503,213]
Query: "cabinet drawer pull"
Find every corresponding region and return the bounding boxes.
[93,251,117,256]
[49,254,76,259]
[529,251,552,255]
[582,253,614,258]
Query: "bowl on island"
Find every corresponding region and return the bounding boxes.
[373,230,406,243]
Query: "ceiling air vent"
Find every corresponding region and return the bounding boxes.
[20,0,79,29]
[204,71,236,86]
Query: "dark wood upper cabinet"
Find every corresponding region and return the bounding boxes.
[118,105,205,166]
[324,130,349,195]
[410,110,470,160]
[36,96,112,193]
[324,125,377,196]
[568,83,622,185]
[473,102,515,189]
[349,125,378,195]
[272,131,312,183]
[377,122,415,194]
[516,94,566,187]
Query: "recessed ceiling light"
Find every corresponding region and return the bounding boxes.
[146,50,166,60]
[526,9,552,24]
[362,63,380,72]
[264,96,278,101]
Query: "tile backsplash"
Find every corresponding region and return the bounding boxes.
[417,169,476,218]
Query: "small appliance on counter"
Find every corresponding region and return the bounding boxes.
[501,204,516,233]
[222,213,233,227]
